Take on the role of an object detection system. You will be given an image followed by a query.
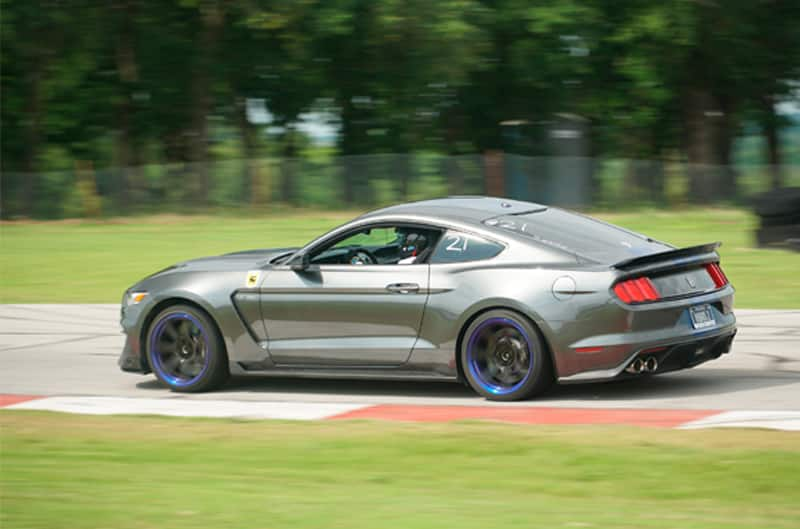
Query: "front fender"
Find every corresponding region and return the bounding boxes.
[127,270,269,370]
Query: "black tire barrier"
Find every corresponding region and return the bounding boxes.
[754,187,800,251]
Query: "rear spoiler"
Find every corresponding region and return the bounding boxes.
[614,242,721,273]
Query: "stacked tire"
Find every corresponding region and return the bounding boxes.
[753,187,800,251]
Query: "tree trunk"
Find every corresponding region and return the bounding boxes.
[235,97,257,203]
[717,94,738,201]
[442,110,465,195]
[684,87,733,204]
[22,56,44,216]
[339,98,357,205]
[621,124,666,206]
[280,129,296,204]
[442,155,463,196]
[484,150,504,197]
[190,1,224,205]
[163,129,190,205]
[113,0,139,211]
[393,152,412,200]
[625,159,664,205]
[762,95,783,190]
[649,159,666,206]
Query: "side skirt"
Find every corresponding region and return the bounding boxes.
[231,362,458,383]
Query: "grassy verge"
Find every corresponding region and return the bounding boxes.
[1,208,797,307]
[2,411,799,529]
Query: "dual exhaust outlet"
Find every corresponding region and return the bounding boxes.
[626,355,659,375]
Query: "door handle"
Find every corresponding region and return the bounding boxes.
[386,283,420,294]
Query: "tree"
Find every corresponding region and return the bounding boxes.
[313,0,486,203]
[235,0,327,204]
[740,1,800,189]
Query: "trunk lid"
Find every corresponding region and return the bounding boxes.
[611,243,729,302]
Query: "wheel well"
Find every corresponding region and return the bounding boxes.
[454,306,555,383]
[139,297,227,368]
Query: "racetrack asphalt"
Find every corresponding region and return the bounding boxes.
[1,304,798,416]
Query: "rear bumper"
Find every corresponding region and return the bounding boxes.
[558,327,736,383]
[554,284,736,383]
[645,329,736,374]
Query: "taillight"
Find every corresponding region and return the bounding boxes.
[705,262,729,288]
[613,277,661,304]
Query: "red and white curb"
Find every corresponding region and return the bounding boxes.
[678,411,800,431]
[0,395,366,421]
[2,395,799,430]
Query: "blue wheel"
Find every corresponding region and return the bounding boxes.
[146,305,228,392]
[461,309,552,401]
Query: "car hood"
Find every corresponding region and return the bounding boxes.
[180,247,299,271]
[143,248,299,279]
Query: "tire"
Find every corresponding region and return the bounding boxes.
[753,187,800,218]
[145,304,229,392]
[460,309,553,401]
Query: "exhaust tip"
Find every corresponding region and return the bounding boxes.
[644,356,658,373]
[626,357,645,374]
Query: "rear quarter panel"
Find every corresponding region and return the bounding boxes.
[411,243,613,378]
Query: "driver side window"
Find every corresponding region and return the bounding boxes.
[310,225,441,266]
[331,228,397,250]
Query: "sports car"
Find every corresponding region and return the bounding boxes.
[119,196,736,401]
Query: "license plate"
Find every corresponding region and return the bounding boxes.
[690,304,715,329]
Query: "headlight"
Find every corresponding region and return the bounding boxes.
[121,290,147,326]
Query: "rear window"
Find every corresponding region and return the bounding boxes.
[484,209,671,263]
[429,230,504,264]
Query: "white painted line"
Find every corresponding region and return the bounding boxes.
[6,396,370,421]
[680,410,800,431]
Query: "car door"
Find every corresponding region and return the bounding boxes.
[258,224,434,367]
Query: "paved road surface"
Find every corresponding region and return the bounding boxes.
[1,304,798,411]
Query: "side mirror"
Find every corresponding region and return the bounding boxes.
[290,252,310,271]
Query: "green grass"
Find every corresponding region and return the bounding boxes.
[1,208,798,307]
[0,211,356,304]
[2,411,799,529]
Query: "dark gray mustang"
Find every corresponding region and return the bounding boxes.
[119,197,736,401]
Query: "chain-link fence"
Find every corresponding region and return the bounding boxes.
[2,153,798,219]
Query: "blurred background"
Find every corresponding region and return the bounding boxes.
[1,0,799,218]
[2,7,800,528]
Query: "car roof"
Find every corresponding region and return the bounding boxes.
[359,196,547,226]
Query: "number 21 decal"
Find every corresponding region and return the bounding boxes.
[445,235,468,252]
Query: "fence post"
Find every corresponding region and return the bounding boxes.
[484,150,504,197]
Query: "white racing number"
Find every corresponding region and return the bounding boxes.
[445,235,469,252]
[493,219,529,232]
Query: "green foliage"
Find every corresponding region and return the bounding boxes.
[1,0,799,217]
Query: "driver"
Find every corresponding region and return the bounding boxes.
[398,232,428,264]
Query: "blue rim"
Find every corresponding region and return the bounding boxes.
[149,312,210,387]
[467,317,534,395]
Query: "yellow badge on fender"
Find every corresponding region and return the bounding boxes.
[246,270,260,288]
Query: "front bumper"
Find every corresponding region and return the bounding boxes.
[117,300,150,374]
[118,333,149,373]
